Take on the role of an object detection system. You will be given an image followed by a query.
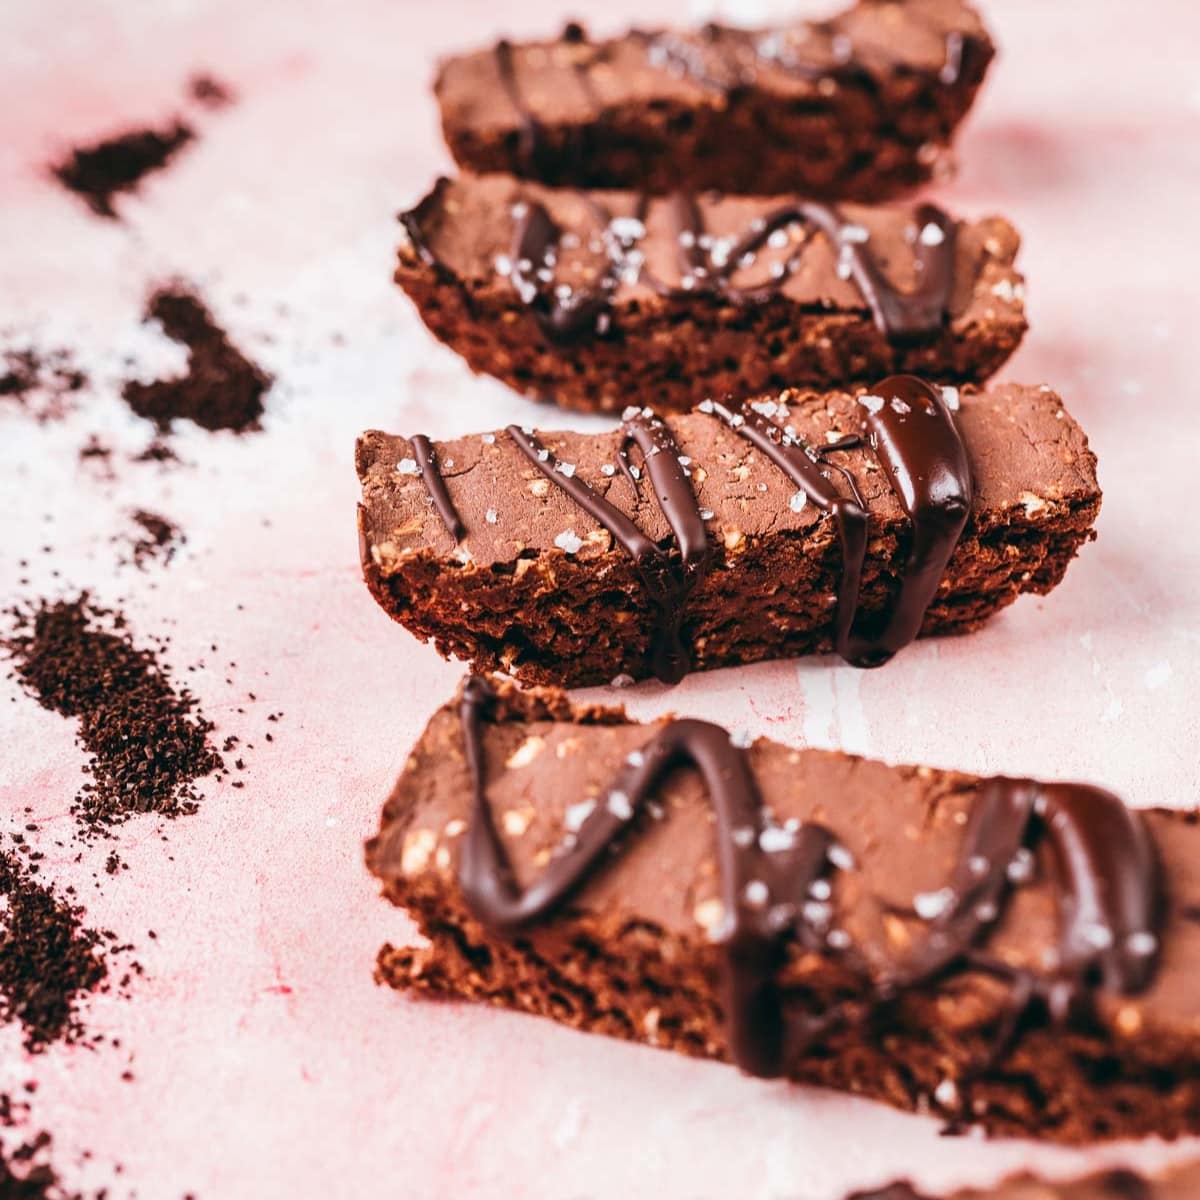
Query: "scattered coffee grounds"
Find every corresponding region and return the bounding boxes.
[3,596,224,834]
[120,510,183,570]
[132,435,179,464]
[0,846,109,1052]
[76,436,110,464]
[50,121,195,219]
[188,73,235,108]
[1,1091,93,1200]
[1,348,87,424]
[121,286,271,433]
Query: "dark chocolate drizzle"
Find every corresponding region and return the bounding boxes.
[486,15,987,187]
[509,199,620,343]
[507,189,956,345]
[505,412,710,683]
[493,39,542,175]
[456,677,1163,1085]
[894,779,1163,1024]
[457,675,836,1077]
[493,24,605,177]
[410,433,466,541]
[397,374,968,676]
[709,374,972,668]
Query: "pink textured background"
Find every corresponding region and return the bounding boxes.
[1,1,1198,1196]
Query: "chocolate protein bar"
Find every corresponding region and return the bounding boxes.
[435,0,994,201]
[356,378,1099,687]
[396,174,1025,414]
[367,676,1200,1145]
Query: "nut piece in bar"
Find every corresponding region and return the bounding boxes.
[356,378,1099,688]
[396,174,1025,414]
[367,676,1200,1145]
[436,0,994,201]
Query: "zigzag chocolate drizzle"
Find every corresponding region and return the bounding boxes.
[507,189,956,345]
[457,675,837,1077]
[708,374,972,668]
[894,779,1163,1021]
[399,375,967,675]
[506,411,710,683]
[456,677,1164,1085]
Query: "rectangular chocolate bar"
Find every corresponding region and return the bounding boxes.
[366,677,1200,1145]
[397,174,1025,414]
[356,379,1099,688]
[435,0,994,201]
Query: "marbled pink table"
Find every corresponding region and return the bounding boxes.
[1,1,1197,1196]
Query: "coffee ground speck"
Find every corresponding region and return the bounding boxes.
[1,349,87,424]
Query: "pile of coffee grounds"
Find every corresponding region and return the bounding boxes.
[1,349,87,424]
[121,510,183,570]
[3,597,224,834]
[122,286,272,433]
[50,121,195,219]
[0,845,111,1053]
[188,73,235,108]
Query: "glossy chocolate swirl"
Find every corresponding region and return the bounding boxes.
[895,779,1163,1022]
[456,678,1163,1083]
[708,375,972,668]
[508,190,956,345]
[506,411,710,683]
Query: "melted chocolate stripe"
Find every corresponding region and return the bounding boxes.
[506,190,957,345]
[511,201,616,343]
[456,680,1165,1085]
[707,375,971,668]
[493,39,541,173]
[457,676,836,1077]
[410,434,465,540]
[708,399,869,663]
[896,779,1163,1023]
[847,375,972,665]
[505,416,710,683]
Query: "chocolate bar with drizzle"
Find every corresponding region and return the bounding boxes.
[396,173,1025,414]
[435,0,994,201]
[367,676,1200,1144]
[356,378,1099,688]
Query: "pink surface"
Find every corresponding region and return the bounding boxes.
[1,1,1198,1196]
